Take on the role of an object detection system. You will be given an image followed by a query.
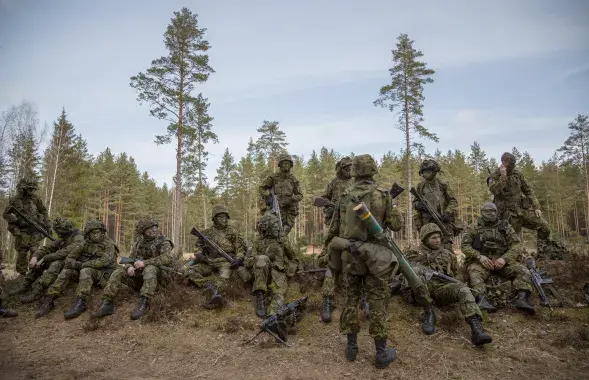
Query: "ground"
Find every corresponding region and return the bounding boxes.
[1,256,588,380]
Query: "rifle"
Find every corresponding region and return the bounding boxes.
[189,227,236,265]
[389,182,405,199]
[297,267,328,275]
[269,187,283,233]
[244,296,308,346]
[410,262,463,285]
[119,257,181,275]
[410,187,453,241]
[7,206,55,241]
[526,257,554,309]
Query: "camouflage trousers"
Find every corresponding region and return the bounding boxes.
[102,265,160,301]
[23,260,64,289]
[251,255,288,315]
[47,267,110,300]
[13,232,42,276]
[186,259,250,292]
[322,269,336,298]
[427,280,481,318]
[340,267,392,340]
[507,209,551,246]
[468,261,533,296]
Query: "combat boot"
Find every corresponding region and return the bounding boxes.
[8,280,32,297]
[0,301,17,318]
[202,282,223,310]
[374,338,397,369]
[36,296,56,318]
[131,296,149,320]
[466,315,493,346]
[475,295,497,313]
[321,296,333,323]
[64,298,86,320]
[389,280,402,295]
[254,290,267,318]
[422,304,436,335]
[345,332,358,361]
[93,300,115,318]
[513,290,535,315]
[19,282,44,304]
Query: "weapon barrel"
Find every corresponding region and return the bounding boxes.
[118,257,137,264]
[270,187,283,232]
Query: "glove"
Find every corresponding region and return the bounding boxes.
[230,258,244,269]
[7,214,18,223]
[415,201,428,213]
[195,253,207,263]
[534,209,542,218]
[442,211,453,223]
[66,260,83,270]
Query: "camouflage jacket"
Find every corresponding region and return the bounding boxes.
[328,180,404,242]
[196,225,245,261]
[126,235,174,268]
[34,230,85,263]
[2,193,50,234]
[413,177,458,220]
[66,236,118,270]
[251,236,295,271]
[259,172,303,211]
[461,218,521,264]
[322,176,353,204]
[488,167,540,218]
[406,244,458,279]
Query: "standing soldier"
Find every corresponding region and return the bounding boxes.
[328,154,401,369]
[413,159,460,251]
[185,205,249,309]
[248,212,295,318]
[488,152,560,257]
[259,153,303,235]
[36,220,117,319]
[3,178,52,276]
[16,217,85,304]
[461,202,535,315]
[314,156,352,322]
[94,217,174,320]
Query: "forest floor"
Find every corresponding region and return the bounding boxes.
[0,255,588,380]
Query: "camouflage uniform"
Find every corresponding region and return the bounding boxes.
[259,153,303,235]
[17,217,85,303]
[2,178,51,275]
[186,205,249,308]
[98,217,174,320]
[248,212,295,317]
[487,152,554,257]
[0,246,17,317]
[413,159,460,251]
[37,220,117,319]
[329,154,401,368]
[461,202,535,314]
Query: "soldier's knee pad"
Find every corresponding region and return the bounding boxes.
[220,268,231,279]
[48,261,63,271]
[255,255,270,268]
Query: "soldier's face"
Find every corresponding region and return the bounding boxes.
[427,233,442,249]
[143,225,158,238]
[340,165,352,179]
[279,161,292,173]
[481,208,497,223]
[214,214,228,227]
[89,230,102,242]
[422,170,435,181]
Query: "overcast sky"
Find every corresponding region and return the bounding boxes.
[0,0,588,187]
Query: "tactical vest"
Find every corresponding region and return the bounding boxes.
[134,235,173,260]
[474,221,508,257]
[201,226,235,259]
[417,178,446,215]
[340,183,388,242]
[10,195,43,232]
[273,173,297,207]
[492,169,525,215]
[416,246,454,277]
[79,237,117,269]
[330,178,353,203]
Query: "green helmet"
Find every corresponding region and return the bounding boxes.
[212,205,230,220]
[257,212,280,236]
[53,217,76,234]
[17,177,38,190]
[351,154,378,178]
[135,216,158,236]
[84,219,106,235]
[335,156,352,171]
[277,153,293,165]
[419,159,440,175]
[420,223,442,244]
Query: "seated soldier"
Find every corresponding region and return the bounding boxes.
[247,212,295,318]
[17,217,85,303]
[406,223,492,346]
[94,217,173,320]
[185,205,250,309]
[461,202,535,315]
[36,220,117,319]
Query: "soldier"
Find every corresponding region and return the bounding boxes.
[36,220,117,319]
[315,156,352,322]
[14,217,85,303]
[185,205,249,309]
[2,177,51,276]
[413,159,460,251]
[488,152,559,257]
[259,153,303,235]
[461,202,535,315]
[248,212,295,318]
[94,217,173,320]
[406,223,492,346]
[328,154,401,369]
[0,248,17,318]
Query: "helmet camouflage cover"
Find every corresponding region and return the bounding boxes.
[17,177,38,190]
[53,217,75,234]
[84,219,106,235]
[212,204,230,220]
[336,156,353,171]
[135,216,158,236]
[277,153,293,165]
[351,154,378,178]
[419,159,440,175]
[257,212,280,236]
[420,223,442,244]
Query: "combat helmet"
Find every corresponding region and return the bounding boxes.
[257,212,280,236]
[277,153,293,166]
[420,223,442,244]
[84,219,106,235]
[335,156,352,171]
[17,177,38,190]
[53,217,76,235]
[135,216,158,236]
[212,204,230,221]
[419,159,440,175]
[351,154,378,178]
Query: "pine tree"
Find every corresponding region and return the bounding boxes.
[215,148,236,206]
[255,120,288,168]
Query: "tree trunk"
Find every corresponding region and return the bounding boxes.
[582,139,589,237]
[404,100,412,243]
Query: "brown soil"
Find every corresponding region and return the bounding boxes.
[1,259,588,380]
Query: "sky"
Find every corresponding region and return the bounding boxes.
[0,0,588,187]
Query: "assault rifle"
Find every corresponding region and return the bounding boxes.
[410,187,454,241]
[269,186,283,233]
[526,257,560,309]
[119,257,180,275]
[189,227,236,266]
[411,262,463,285]
[297,267,328,275]
[312,182,405,209]
[7,206,54,241]
[244,296,308,346]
